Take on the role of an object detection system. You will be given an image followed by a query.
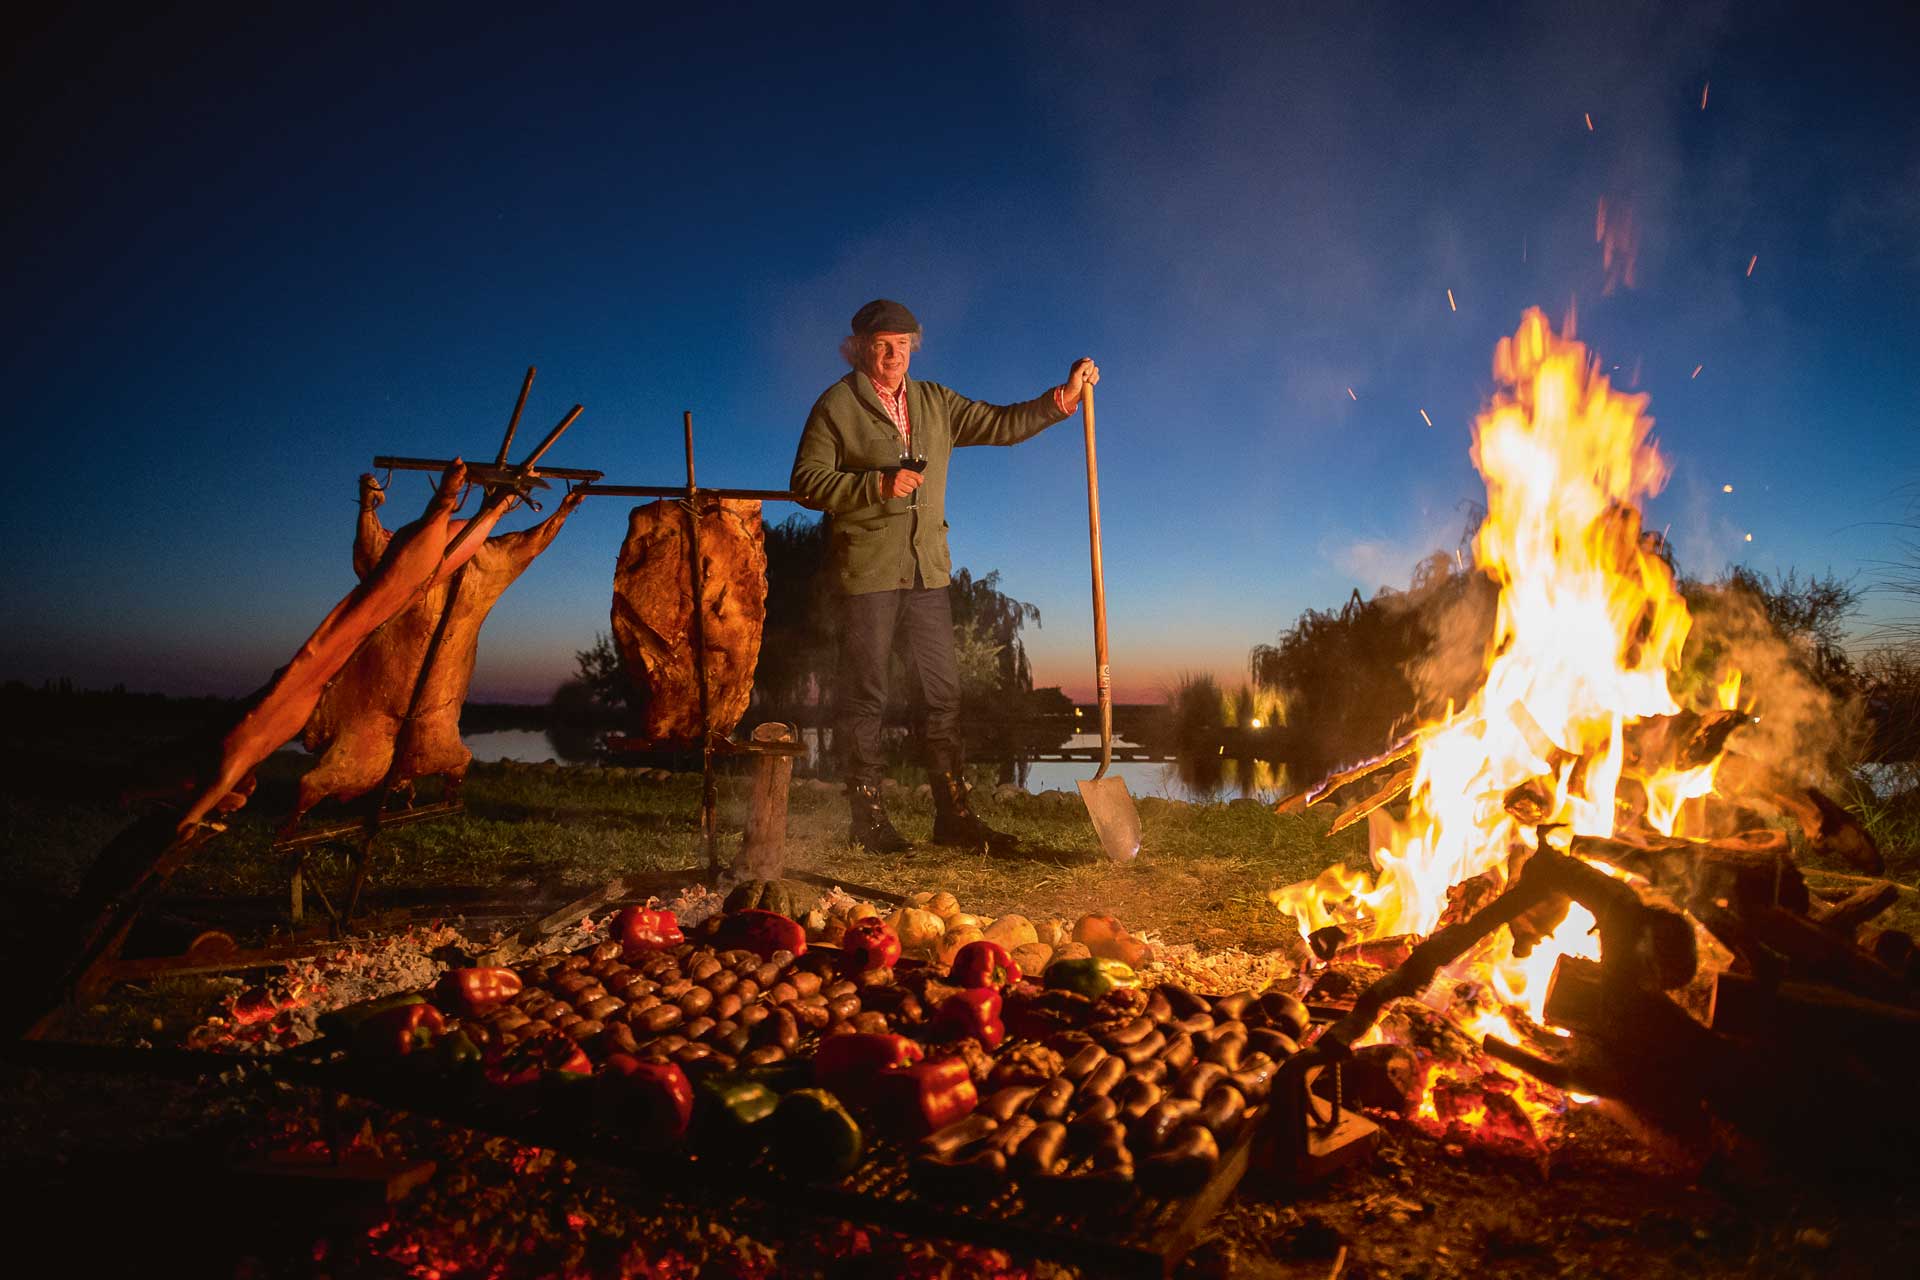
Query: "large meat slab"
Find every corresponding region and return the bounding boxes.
[611,498,766,743]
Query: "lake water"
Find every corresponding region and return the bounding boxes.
[460,728,1291,805]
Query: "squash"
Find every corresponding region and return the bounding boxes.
[927,891,962,919]
[936,926,985,968]
[888,907,946,952]
[1009,942,1054,978]
[983,914,1038,949]
[945,912,983,934]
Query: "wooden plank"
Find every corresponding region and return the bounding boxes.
[270,801,464,854]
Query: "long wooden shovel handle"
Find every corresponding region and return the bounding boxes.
[1082,383,1115,781]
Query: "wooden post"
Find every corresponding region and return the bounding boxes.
[682,411,719,878]
[733,730,806,882]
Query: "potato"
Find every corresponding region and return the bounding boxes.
[1051,941,1093,962]
[888,907,946,951]
[937,927,985,968]
[984,913,1039,949]
[1010,942,1054,978]
[1036,917,1073,948]
[927,891,962,919]
[945,912,984,934]
[908,890,936,908]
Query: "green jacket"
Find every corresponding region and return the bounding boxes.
[790,371,1067,596]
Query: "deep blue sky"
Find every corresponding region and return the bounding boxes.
[4,2,1915,704]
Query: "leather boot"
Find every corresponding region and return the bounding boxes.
[847,784,911,853]
[931,771,1018,853]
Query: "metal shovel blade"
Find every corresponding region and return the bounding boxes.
[1078,774,1142,863]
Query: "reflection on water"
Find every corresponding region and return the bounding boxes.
[461,728,1288,805]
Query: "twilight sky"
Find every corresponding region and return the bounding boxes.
[4,3,1915,705]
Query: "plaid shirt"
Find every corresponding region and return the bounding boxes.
[873,379,1074,452]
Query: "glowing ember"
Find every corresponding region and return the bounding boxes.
[1274,309,1744,1138]
[1747,254,1758,277]
[1419,408,1434,427]
[1447,288,1458,312]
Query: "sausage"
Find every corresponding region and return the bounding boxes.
[740,1044,787,1067]
[1229,1053,1278,1104]
[851,1011,891,1035]
[644,1034,689,1058]
[637,1003,683,1034]
[754,1007,800,1053]
[983,1113,1038,1158]
[1203,1032,1247,1071]
[702,968,739,997]
[754,963,785,988]
[983,1085,1040,1122]
[1085,1120,1134,1174]
[737,1003,771,1028]
[1062,1044,1109,1082]
[1247,1028,1300,1062]
[717,948,758,970]
[552,972,596,997]
[821,977,857,1000]
[687,954,723,982]
[1078,1055,1127,1101]
[766,981,798,1005]
[565,1018,604,1041]
[1139,1124,1219,1193]
[673,1041,713,1064]
[1159,1033,1195,1075]
[1029,1075,1075,1121]
[583,995,625,1022]
[615,975,657,1001]
[918,1113,1000,1158]
[1100,1016,1155,1048]
[1144,989,1173,1024]
[1015,1120,1070,1175]
[1196,1019,1247,1048]
[1194,1083,1248,1141]
[714,1025,752,1056]
[733,977,761,1001]
[789,1001,831,1031]
[712,992,744,1021]
[827,994,862,1023]
[1159,985,1210,1019]
[600,1022,640,1056]
[591,940,624,964]
[789,971,824,999]
[1072,1095,1119,1128]
[679,987,714,1018]
[1174,1061,1229,1102]
[1113,1076,1163,1119]
[1131,1097,1202,1151]
[621,994,661,1020]
[555,953,593,973]
[1210,991,1256,1022]
[1116,1028,1166,1066]
[683,1016,716,1042]
[1174,1012,1216,1036]
[658,978,694,1001]
[1258,990,1311,1038]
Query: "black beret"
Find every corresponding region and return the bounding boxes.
[850,298,920,336]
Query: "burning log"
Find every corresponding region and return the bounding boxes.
[1327,768,1412,835]
[1808,881,1902,936]
[1708,972,1920,1061]
[1569,831,1808,916]
[1276,733,1422,814]
[1741,905,1909,1002]
[1713,753,1883,874]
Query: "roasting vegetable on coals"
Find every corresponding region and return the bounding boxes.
[355,1001,446,1058]
[840,916,902,972]
[1042,956,1139,999]
[612,906,685,952]
[931,988,1006,1050]
[436,966,523,1015]
[596,1055,695,1148]
[485,1030,593,1088]
[318,991,426,1039]
[813,1032,925,1094]
[723,878,802,918]
[713,908,808,959]
[875,1056,979,1135]
[948,939,1020,990]
[696,1073,781,1147]
[774,1088,864,1177]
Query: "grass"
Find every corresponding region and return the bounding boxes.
[4,749,1369,952]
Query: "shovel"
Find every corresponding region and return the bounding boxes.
[1075,383,1143,863]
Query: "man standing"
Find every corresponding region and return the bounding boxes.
[791,299,1098,854]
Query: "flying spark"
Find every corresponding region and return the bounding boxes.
[1723,484,1734,493]
[1447,289,1457,312]
[1692,365,1703,379]
[1701,81,1710,109]
[1347,387,1357,400]
[1746,255,1758,277]
[1584,112,1594,131]
[1419,408,1433,427]
[1744,533,1753,542]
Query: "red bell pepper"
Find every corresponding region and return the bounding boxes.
[874,1056,978,1135]
[714,908,808,959]
[485,1030,592,1088]
[813,1032,925,1095]
[948,939,1020,991]
[597,1054,695,1148]
[613,906,685,953]
[931,988,1006,1050]
[354,1001,446,1058]
[436,966,523,1016]
[840,917,902,973]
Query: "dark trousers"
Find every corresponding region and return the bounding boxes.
[838,586,961,788]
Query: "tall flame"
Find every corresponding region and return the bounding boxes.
[1274,309,1719,1025]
